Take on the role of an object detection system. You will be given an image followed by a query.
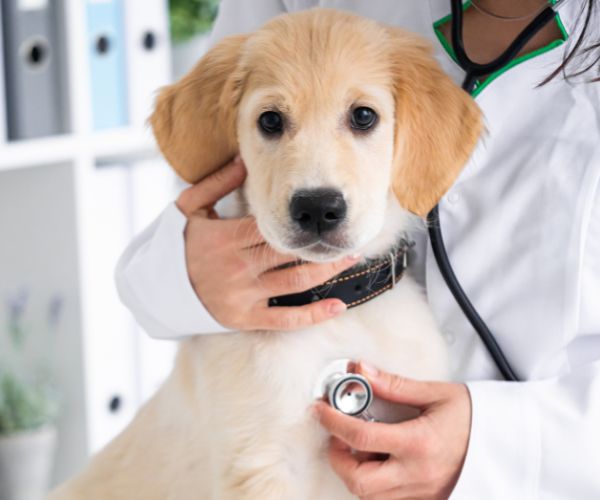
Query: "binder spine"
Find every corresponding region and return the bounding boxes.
[1,0,64,140]
[127,159,178,402]
[87,0,128,130]
[124,0,170,126]
[84,162,139,452]
[0,2,6,144]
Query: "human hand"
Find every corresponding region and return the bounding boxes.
[176,156,359,331]
[313,362,472,500]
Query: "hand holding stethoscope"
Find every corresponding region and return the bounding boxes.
[313,361,471,499]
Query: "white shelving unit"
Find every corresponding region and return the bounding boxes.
[0,128,158,171]
[0,0,181,486]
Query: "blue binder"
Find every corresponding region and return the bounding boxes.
[86,0,128,130]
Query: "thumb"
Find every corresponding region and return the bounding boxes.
[356,361,439,409]
[177,156,246,216]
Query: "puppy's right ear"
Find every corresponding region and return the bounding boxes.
[150,34,249,183]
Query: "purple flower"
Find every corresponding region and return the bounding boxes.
[47,293,64,331]
[5,288,29,324]
[5,287,29,348]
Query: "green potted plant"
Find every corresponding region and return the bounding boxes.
[169,0,221,79]
[0,290,61,500]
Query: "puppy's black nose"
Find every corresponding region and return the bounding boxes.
[289,188,347,234]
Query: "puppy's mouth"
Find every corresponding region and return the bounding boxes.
[287,234,351,261]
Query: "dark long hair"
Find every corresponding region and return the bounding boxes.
[543,0,600,83]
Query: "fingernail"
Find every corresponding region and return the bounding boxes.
[233,154,242,164]
[359,361,378,377]
[329,301,347,315]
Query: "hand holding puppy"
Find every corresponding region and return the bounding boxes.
[176,156,359,331]
[314,362,471,500]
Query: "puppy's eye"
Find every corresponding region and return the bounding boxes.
[350,107,378,131]
[258,111,283,135]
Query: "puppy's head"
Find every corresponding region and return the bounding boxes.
[151,9,482,262]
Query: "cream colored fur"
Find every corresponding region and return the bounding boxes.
[49,9,481,500]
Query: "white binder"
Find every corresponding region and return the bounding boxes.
[124,0,171,126]
[83,159,177,452]
[127,159,178,402]
[84,163,140,452]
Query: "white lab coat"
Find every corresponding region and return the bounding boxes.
[115,1,600,498]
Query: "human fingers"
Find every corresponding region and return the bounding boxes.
[313,402,401,454]
[188,216,265,250]
[356,362,441,409]
[327,437,401,498]
[361,486,406,500]
[257,255,360,297]
[250,299,347,331]
[241,243,299,273]
[176,156,246,216]
[218,217,266,248]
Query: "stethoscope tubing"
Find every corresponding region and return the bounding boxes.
[428,0,564,382]
[450,0,559,80]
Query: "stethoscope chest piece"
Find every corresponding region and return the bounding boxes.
[326,372,373,418]
[314,359,375,420]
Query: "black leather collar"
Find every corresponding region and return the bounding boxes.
[269,239,414,309]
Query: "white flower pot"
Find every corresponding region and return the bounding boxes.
[0,426,57,500]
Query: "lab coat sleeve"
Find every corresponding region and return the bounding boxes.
[451,183,600,499]
[115,203,230,339]
[451,361,600,499]
[114,1,287,339]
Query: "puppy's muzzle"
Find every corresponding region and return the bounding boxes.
[289,188,347,235]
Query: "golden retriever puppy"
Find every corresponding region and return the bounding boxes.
[49,8,481,500]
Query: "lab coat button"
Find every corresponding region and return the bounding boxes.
[443,329,456,344]
[446,191,460,204]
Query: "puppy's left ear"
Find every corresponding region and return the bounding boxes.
[388,29,483,217]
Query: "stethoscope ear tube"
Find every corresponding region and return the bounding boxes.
[429,0,561,382]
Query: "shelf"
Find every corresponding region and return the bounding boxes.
[0,0,175,486]
[0,135,77,171]
[92,127,159,165]
[0,128,161,172]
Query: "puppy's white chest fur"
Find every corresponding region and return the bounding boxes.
[49,278,448,500]
[178,276,448,499]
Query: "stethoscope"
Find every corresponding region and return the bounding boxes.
[315,359,421,421]
[320,1,568,418]
[427,0,568,383]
